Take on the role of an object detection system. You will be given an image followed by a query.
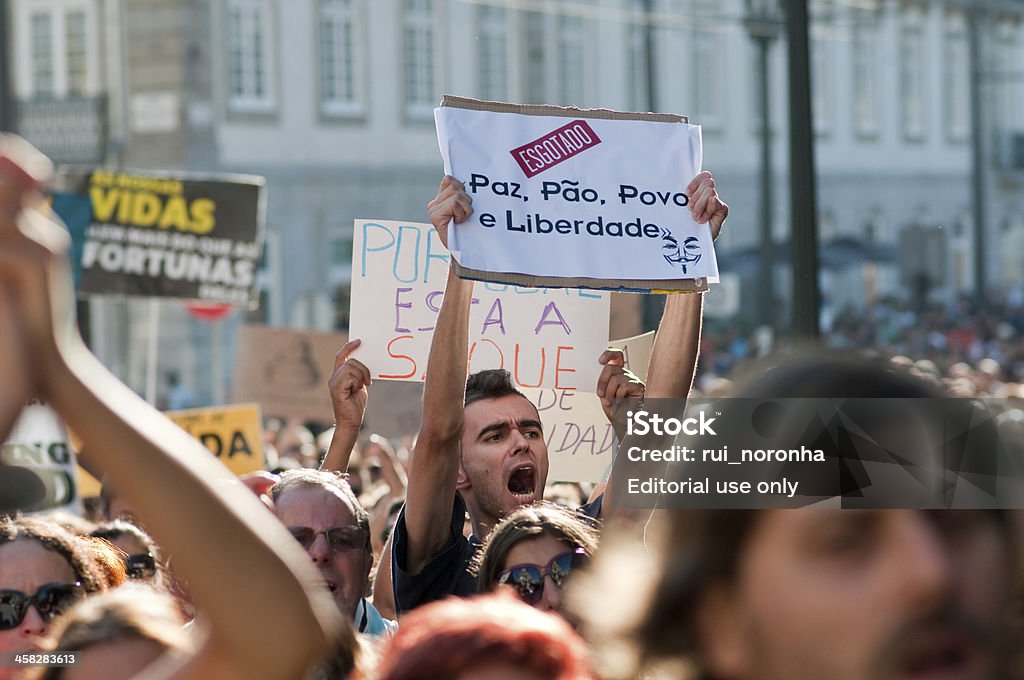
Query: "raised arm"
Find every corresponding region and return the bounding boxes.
[645,171,728,399]
[402,176,475,575]
[0,289,31,438]
[321,338,370,473]
[603,171,728,517]
[0,163,345,680]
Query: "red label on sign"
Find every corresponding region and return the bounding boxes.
[510,120,601,178]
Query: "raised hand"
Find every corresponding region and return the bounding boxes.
[596,348,645,423]
[426,175,473,250]
[685,171,729,241]
[329,338,371,432]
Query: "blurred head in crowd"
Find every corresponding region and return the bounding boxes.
[35,585,191,680]
[276,421,318,468]
[363,434,397,486]
[459,369,550,534]
[543,483,586,509]
[81,538,127,590]
[271,469,371,620]
[373,592,596,680]
[44,512,96,537]
[476,503,597,618]
[581,509,1019,680]
[91,521,163,588]
[345,445,367,499]
[0,517,106,677]
[578,354,1022,680]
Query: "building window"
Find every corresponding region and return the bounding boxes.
[523,10,547,104]
[329,228,354,284]
[319,0,363,116]
[226,0,275,113]
[253,229,283,326]
[329,227,354,330]
[477,5,508,101]
[64,10,87,96]
[30,12,54,97]
[899,15,926,140]
[851,14,879,137]
[557,12,585,106]
[944,15,968,142]
[692,0,723,130]
[992,23,1021,132]
[626,0,650,111]
[17,2,97,100]
[403,0,435,120]
[517,6,592,107]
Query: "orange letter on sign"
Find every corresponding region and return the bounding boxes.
[380,335,417,379]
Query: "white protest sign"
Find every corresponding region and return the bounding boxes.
[523,389,614,484]
[521,331,653,483]
[349,220,611,392]
[435,105,718,284]
[1,402,81,515]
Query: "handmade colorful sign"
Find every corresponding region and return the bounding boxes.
[349,219,611,392]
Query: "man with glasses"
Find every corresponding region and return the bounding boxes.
[271,469,396,637]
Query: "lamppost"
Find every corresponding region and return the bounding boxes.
[782,0,821,339]
[744,0,783,329]
[968,5,987,309]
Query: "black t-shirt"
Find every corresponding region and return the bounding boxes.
[392,492,480,615]
[392,493,603,615]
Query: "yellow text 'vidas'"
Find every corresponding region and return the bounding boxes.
[89,172,216,234]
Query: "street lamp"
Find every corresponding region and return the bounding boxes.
[781,0,821,340]
[744,0,783,329]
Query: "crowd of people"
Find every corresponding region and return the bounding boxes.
[701,292,1024,401]
[2,135,1022,680]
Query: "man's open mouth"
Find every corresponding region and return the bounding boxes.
[507,465,536,500]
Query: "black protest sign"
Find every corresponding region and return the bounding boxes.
[54,168,264,306]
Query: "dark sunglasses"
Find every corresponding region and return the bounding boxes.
[288,526,367,553]
[124,552,157,580]
[497,548,589,605]
[0,582,84,630]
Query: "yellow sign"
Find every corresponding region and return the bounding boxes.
[166,403,265,476]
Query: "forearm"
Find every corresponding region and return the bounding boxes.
[0,334,28,438]
[404,268,474,570]
[645,292,704,398]
[0,393,25,442]
[602,293,702,520]
[419,269,475,441]
[321,425,359,473]
[43,342,342,679]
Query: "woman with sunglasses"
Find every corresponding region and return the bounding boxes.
[475,502,598,616]
[0,517,106,680]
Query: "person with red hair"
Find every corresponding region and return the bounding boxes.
[372,592,596,680]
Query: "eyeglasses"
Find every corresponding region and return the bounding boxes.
[124,552,156,580]
[0,583,84,630]
[288,526,367,553]
[497,548,589,605]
